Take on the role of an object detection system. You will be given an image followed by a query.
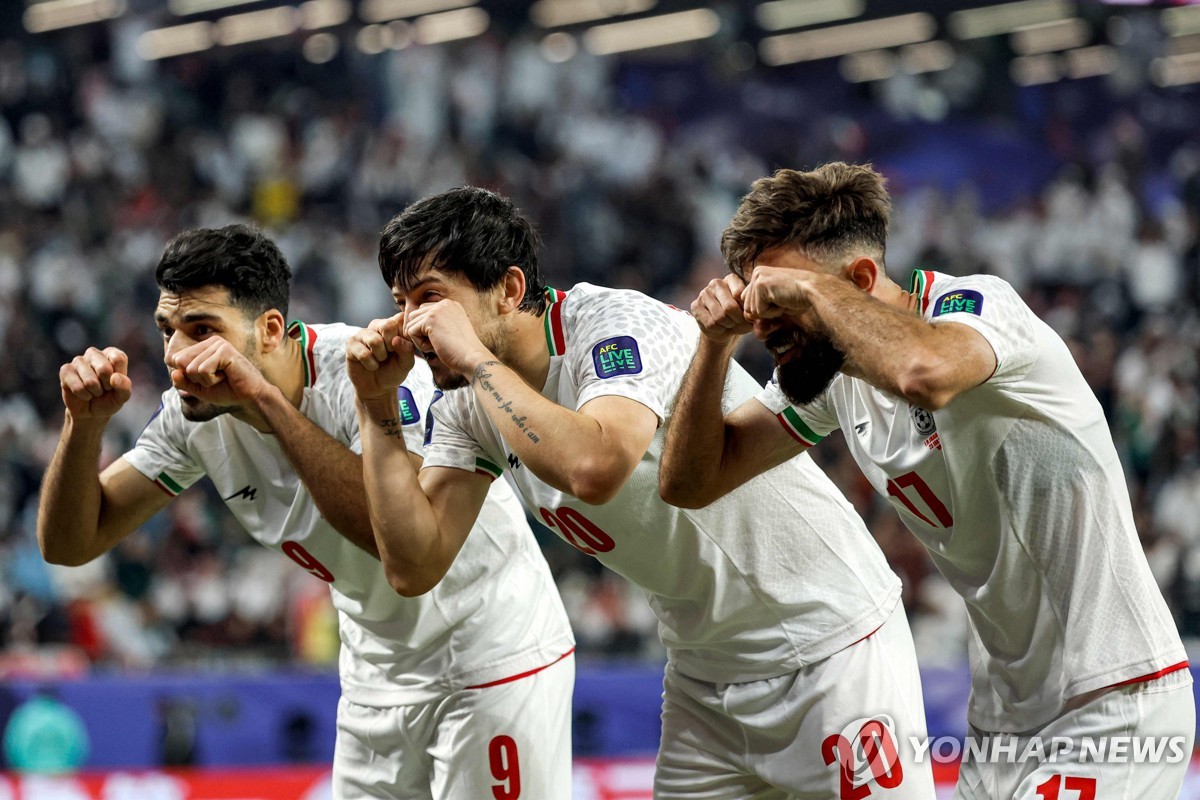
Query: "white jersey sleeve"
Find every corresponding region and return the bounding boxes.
[422,389,508,481]
[754,377,841,448]
[916,271,1038,385]
[565,288,695,422]
[124,393,206,496]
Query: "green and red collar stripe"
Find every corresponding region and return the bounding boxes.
[909,270,937,315]
[287,321,319,387]
[776,406,824,448]
[543,287,568,357]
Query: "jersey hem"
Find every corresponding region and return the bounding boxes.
[966,649,1191,732]
[337,633,577,708]
[465,647,575,689]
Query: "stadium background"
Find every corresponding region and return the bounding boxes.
[1,0,1200,796]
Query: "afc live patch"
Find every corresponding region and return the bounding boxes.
[396,387,420,425]
[592,336,642,379]
[932,289,984,317]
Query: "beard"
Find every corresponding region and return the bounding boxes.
[767,325,846,406]
[428,357,468,391]
[178,393,237,422]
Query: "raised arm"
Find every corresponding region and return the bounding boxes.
[170,335,380,558]
[405,301,658,505]
[659,276,805,509]
[744,263,996,411]
[38,347,172,566]
[347,316,490,596]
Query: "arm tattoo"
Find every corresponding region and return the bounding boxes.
[472,360,501,385]
[379,417,402,438]
[471,360,542,444]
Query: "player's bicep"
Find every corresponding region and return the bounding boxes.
[578,394,659,472]
[96,457,174,548]
[717,398,808,492]
[925,320,998,397]
[417,464,492,557]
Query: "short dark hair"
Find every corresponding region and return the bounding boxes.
[155,224,291,318]
[379,187,547,315]
[722,162,891,278]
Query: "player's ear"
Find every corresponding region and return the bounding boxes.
[497,266,526,315]
[844,257,881,293]
[257,308,288,354]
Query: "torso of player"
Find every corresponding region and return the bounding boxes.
[428,284,901,683]
[768,272,1186,730]
[128,323,573,703]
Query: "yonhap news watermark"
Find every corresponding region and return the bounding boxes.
[834,716,1190,771]
[912,735,1191,765]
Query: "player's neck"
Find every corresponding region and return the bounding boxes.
[505,311,552,391]
[874,278,914,314]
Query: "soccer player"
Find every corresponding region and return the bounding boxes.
[38,224,575,799]
[659,162,1194,800]
[346,186,937,799]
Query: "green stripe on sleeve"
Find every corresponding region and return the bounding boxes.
[781,407,824,446]
[474,457,503,480]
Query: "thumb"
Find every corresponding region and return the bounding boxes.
[110,372,133,402]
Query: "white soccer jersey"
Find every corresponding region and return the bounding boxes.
[126,321,574,706]
[422,284,901,684]
[757,270,1187,732]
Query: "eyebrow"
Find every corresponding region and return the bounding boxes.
[155,311,223,326]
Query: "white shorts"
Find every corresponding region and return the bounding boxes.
[332,652,574,799]
[655,602,936,800]
[954,667,1194,800]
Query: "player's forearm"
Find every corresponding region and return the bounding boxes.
[37,416,109,565]
[804,273,937,403]
[356,397,455,595]
[255,388,380,559]
[469,359,629,504]
[659,338,741,507]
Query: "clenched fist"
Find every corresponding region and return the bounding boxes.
[691,275,753,345]
[60,347,133,420]
[346,313,416,402]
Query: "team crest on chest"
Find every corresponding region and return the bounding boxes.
[909,405,942,451]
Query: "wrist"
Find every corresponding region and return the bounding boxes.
[697,334,740,359]
[465,351,500,382]
[358,393,399,420]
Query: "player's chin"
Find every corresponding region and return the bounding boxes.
[430,367,468,392]
[179,396,234,422]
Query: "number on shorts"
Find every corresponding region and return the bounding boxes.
[885,470,953,528]
[821,722,905,800]
[488,734,521,799]
[281,541,335,583]
[1035,775,1097,800]
[538,506,616,555]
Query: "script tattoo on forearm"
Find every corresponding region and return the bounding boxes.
[379,417,402,438]
[472,361,541,444]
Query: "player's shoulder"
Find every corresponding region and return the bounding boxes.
[560,282,691,345]
[910,270,1023,320]
[292,320,361,393]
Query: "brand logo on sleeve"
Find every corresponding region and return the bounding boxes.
[592,337,642,379]
[397,387,420,425]
[932,289,984,317]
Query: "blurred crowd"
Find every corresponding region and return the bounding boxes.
[0,21,1198,673]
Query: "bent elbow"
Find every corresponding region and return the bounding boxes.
[657,474,712,510]
[895,357,956,411]
[568,459,627,506]
[386,569,437,598]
